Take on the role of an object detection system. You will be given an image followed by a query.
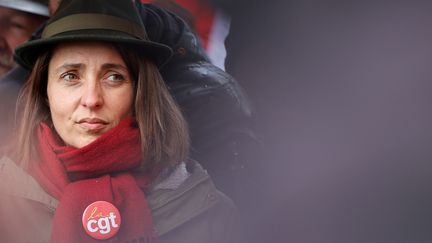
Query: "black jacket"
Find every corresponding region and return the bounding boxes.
[0,3,256,200]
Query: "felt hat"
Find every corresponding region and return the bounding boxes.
[14,0,173,69]
[0,0,49,17]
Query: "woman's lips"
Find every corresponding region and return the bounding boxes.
[77,118,108,131]
[79,122,106,131]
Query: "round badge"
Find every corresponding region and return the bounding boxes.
[82,201,121,240]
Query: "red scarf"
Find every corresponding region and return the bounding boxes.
[30,117,159,243]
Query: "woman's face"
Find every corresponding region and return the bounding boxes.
[47,42,134,148]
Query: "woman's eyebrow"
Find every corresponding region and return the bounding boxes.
[53,63,83,74]
[101,63,128,71]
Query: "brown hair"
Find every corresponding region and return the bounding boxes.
[12,43,189,172]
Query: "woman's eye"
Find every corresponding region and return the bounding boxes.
[106,73,125,82]
[61,73,78,82]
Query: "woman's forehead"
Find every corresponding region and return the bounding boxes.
[49,42,126,67]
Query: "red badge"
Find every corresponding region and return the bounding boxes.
[82,201,121,240]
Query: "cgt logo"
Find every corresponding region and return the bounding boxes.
[82,201,122,240]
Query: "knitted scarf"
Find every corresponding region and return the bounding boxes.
[30,117,159,243]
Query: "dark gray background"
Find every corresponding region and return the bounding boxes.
[210,0,432,242]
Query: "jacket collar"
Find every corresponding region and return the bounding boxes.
[148,159,222,236]
[0,156,222,236]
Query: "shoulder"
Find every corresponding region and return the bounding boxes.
[0,156,55,243]
[0,156,58,208]
[149,160,239,243]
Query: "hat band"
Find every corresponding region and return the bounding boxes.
[42,13,148,40]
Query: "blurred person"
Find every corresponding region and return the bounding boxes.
[0,0,48,76]
[142,0,230,70]
[0,0,238,242]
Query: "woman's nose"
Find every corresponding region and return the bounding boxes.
[81,82,104,109]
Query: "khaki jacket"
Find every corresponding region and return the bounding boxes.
[0,156,239,243]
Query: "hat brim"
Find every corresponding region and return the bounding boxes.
[14,29,173,69]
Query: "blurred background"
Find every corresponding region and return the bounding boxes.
[210,0,432,242]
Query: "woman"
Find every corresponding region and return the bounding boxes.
[0,0,238,242]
